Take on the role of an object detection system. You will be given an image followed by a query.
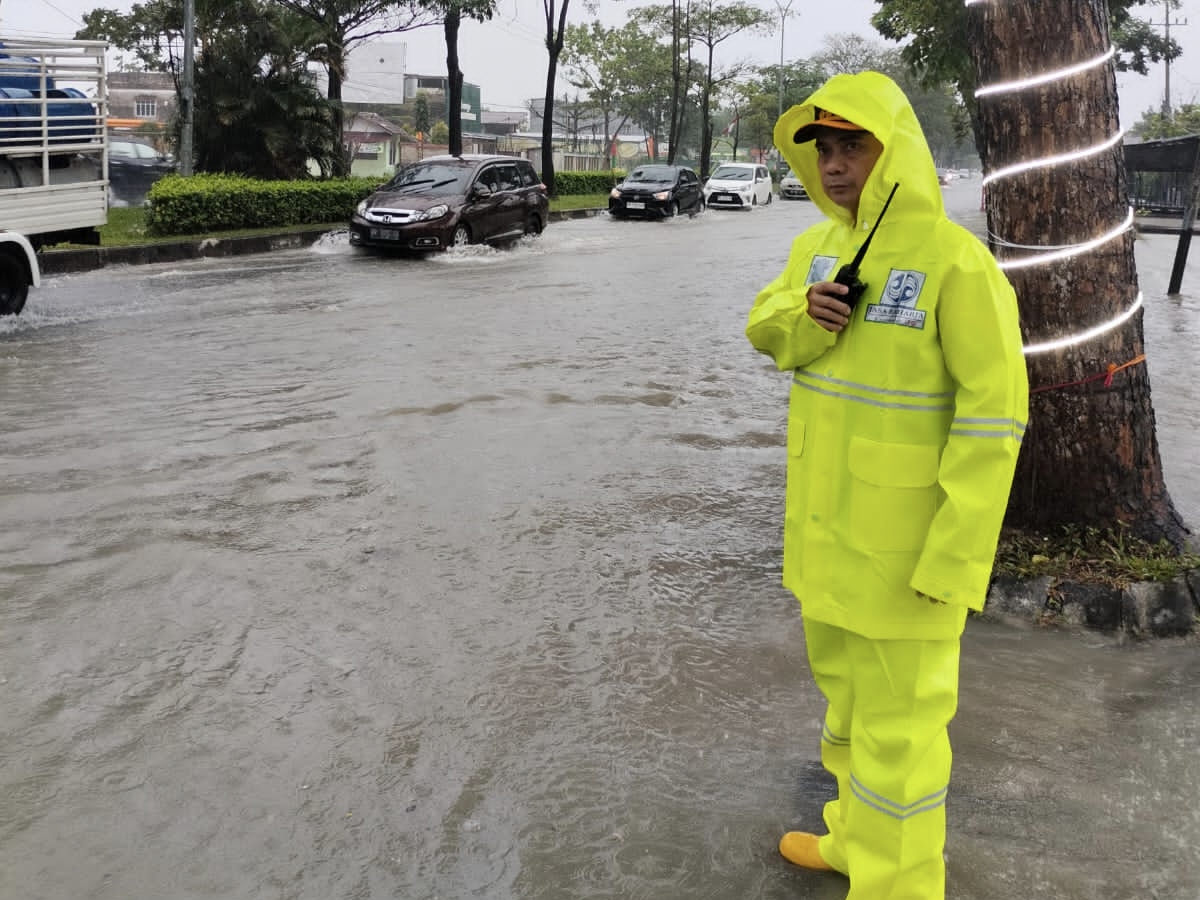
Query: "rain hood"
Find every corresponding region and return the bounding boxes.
[774,71,944,229]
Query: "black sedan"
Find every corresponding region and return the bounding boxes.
[108,139,177,205]
[609,164,703,219]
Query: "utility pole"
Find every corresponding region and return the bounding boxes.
[180,0,195,175]
[1150,0,1188,118]
[773,0,795,180]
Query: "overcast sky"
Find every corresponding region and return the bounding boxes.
[3,0,1196,128]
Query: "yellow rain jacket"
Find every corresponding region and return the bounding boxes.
[747,72,1028,641]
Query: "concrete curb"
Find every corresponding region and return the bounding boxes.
[39,227,338,275]
[983,570,1200,638]
[38,209,609,276]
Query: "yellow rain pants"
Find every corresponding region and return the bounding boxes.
[804,618,960,900]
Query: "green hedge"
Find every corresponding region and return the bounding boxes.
[145,174,385,236]
[143,169,620,236]
[552,169,626,196]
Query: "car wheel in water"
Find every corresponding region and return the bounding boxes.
[766,191,773,205]
[523,214,543,236]
[0,254,29,316]
[450,224,471,248]
[666,200,679,218]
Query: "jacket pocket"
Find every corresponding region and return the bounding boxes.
[846,437,940,552]
[788,417,806,457]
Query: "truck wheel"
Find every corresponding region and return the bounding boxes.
[0,254,29,316]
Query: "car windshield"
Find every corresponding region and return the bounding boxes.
[626,166,676,183]
[384,161,471,194]
[711,166,752,181]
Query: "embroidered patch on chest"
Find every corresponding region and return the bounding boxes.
[864,269,928,329]
[806,255,839,284]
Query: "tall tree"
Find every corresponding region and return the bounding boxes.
[267,0,439,177]
[417,0,496,156]
[630,0,697,164]
[965,0,1185,545]
[77,0,339,176]
[638,0,768,176]
[413,91,432,137]
[539,0,572,197]
[683,0,771,179]
[561,21,638,172]
[192,9,338,177]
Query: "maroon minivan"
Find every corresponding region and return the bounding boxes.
[349,154,549,252]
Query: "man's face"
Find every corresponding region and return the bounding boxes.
[813,129,884,218]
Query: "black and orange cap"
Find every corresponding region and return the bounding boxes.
[793,108,867,143]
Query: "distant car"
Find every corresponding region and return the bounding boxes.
[779,169,809,200]
[702,162,773,209]
[608,164,703,219]
[108,138,176,205]
[349,154,548,252]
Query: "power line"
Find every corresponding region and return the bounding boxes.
[12,0,84,29]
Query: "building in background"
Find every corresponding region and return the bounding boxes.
[107,71,174,149]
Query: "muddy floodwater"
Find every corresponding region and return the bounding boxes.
[3,182,1199,900]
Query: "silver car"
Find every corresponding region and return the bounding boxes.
[779,169,808,200]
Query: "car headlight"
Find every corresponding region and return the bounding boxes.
[653,190,670,201]
[356,199,369,215]
[416,204,448,221]
[610,187,622,198]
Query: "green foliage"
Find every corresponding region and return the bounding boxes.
[430,120,450,143]
[143,169,613,238]
[994,525,1200,586]
[871,0,1183,108]
[192,10,340,179]
[145,174,383,235]
[553,169,626,195]
[413,93,432,136]
[1131,103,1200,139]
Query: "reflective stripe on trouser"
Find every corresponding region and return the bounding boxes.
[803,619,960,900]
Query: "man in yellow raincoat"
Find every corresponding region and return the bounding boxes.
[746,71,1028,899]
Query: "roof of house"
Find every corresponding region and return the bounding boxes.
[347,111,410,138]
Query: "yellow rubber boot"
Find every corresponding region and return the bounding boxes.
[779,832,835,871]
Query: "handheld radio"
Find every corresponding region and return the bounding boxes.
[833,181,900,310]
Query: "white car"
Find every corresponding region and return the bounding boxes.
[779,169,808,200]
[703,162,773,209]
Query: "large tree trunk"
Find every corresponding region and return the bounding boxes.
[444,10,463,157]
[540,72,557,197]
[540,0,570,199]
[966,0,1187,546]
[327,38,349,177]
[667,0,683,164]
[699,43,714,180]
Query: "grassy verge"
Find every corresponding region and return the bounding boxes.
[994,525,1200,586]
[551,193,609,211]
[53,196,611,250]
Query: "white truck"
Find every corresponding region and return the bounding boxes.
[0,37,109,315]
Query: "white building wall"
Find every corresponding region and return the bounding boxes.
[339,42,408,104]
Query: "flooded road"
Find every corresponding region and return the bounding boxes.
[2,182,1199,900]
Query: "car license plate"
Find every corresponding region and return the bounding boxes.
[718,194,733,201]
[369,227,401,240]
[626,201,645,210]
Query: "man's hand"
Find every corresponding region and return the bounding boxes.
[806,281,853,333]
